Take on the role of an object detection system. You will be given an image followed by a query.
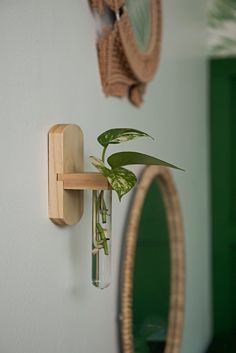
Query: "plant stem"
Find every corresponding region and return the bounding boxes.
[102,145,108,163]
[96,223,109,255]
[96,146,109,251]
[99,146,109,222]
[98,190,108,223]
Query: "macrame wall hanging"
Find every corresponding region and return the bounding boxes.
[90,0,162,107]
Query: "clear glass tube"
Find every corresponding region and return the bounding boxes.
[92,189,112,289]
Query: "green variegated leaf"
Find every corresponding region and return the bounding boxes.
[97,128,153,147]
[89,156,110,177]
[106,167,137,201]
[108,152,184,171]
[90,155,137,200]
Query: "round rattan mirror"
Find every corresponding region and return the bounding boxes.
[118,0,162,83]
[90,0,162,106]
[118,166,185,353]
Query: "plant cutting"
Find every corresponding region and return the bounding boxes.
[90,128,182,289]
[90,129,182,265]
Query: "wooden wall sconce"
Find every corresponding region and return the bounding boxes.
[48,124,113,289]
[48,124,111,225]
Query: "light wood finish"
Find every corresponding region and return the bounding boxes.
[119,166,185,353]
[58,172,112,190]
[48,124,84,225]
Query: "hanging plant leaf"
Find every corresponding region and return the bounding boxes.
[97,128,153,147]
[106,167,137,201]
[89,157,137,200]
[89,156,110,176]
[107,151,184,171]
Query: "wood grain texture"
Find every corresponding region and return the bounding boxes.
[119,165,185,353]
[58,172,112,190]
[48,124,84,225]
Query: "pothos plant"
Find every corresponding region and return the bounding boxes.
[89,128,182,256]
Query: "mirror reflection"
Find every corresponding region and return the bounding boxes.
[133,178,170,353]
[125,0,151,51]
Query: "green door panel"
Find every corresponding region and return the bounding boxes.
[210,58,236,340]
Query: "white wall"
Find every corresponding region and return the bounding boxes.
[0,1,211,353]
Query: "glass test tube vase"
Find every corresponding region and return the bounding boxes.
[92,189,112,289]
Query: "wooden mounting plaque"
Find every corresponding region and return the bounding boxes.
[48,124,84,225]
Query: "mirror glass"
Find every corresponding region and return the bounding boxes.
[125,0,151,51]
[132,178,170,353]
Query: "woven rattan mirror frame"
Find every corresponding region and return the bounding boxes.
[119,165,185,353]
[90,0,162,106]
